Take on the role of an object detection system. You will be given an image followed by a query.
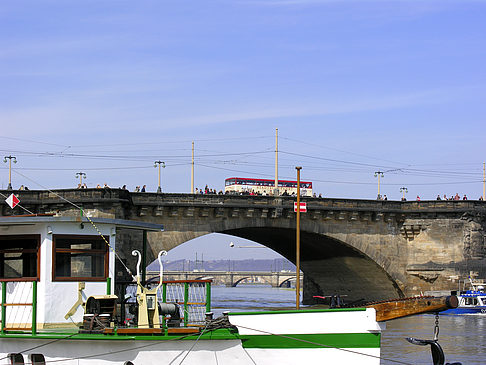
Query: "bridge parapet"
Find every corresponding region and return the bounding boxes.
[3,188,485,221]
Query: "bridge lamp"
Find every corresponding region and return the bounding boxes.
[3,155,17,190]
[75,172,86,187]
[400,187,408,201]
[154,161,166,193]
[374,171,384,199]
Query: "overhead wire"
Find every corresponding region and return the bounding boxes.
[1,134,483,189]
[280,136,411,166]
[0,134,273,149]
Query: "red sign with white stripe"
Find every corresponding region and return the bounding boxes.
[5,193,20,209]
[294,202,307,212]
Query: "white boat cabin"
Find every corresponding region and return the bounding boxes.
[0,215,163,330]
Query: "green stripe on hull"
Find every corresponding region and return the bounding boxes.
[240,333,381,349]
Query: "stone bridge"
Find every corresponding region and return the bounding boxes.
[1,188,486,304]
[148,270,298,287]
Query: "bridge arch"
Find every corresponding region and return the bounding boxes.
[151,226,404,304]
[232,277,251,287]
[279,278,293,288]
[220,227,403,304]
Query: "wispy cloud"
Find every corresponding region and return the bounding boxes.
[157,86,463,128]
[0,85,470,137]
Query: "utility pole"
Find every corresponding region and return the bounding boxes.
[75,172,86,187]
[374,171,384,199]
[483,162,485,201]
[3,155,17,190]
[154,161,165,193]
[274,128,279,196]
[400,187,408,201]
[295,166,302,310]
[191,141,195,194]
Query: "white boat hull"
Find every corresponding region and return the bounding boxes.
[0,308,383,365]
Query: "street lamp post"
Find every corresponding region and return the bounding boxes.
[154,161,165,193]
[374,171,384,199]
[3,156,17,190]
[400,187,408,201]
[75,172,86,187]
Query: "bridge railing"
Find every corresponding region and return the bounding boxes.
[140,279,211,326]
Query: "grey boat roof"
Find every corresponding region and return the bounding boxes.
[0,215,164,231]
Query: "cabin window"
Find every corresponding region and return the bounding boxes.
[0,235,40,281]
[464,297,478,306]
[53,235,109,281]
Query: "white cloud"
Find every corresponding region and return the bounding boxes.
[0,85,473,138]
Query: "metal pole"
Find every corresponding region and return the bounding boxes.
[400,187,407,200]
[206,281,211,313]
[32,281,37,335]
[8,158,12,189]
[191,142,195,194]
[154,161,165,193]
[184,282,189,327]
[295,166,302,310]
[75,172,86,187]
[142,230,147,286]
[483,162,485,200]
[1,281,6,333]
[275,128,279,196]
[374,171,384,198]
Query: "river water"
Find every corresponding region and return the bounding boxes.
[211,285,486,365]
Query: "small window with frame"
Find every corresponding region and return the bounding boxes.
[53,235,109,281]
[0,235,40,281]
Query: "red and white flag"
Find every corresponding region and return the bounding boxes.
[293,202,307,212]
[5,193,20,209]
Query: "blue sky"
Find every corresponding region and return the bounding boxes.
[1,1,485,258]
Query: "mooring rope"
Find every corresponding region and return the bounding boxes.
[171,322,209,365]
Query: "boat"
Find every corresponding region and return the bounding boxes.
[441,278,486,315]
[0,213,458,365]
